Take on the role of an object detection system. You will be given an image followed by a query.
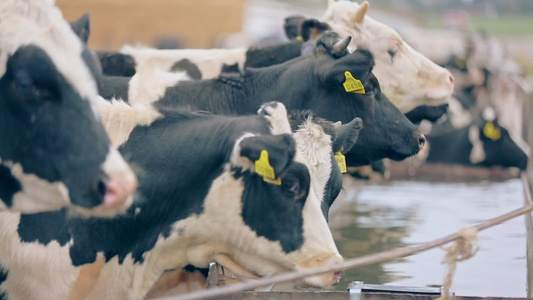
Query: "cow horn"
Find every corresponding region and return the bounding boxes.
[349,1,369,24]
[333,36,352,55]
[327,0,336,8]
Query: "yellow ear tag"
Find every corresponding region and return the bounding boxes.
[343,71,365,94]
[296,35,303,41]
[334,150,347,173]
[483,121,501,141]
[454,56,467,69]
[255,150,282,185]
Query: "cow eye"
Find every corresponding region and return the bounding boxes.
[388,44,399,62]
[14,71,55,102]
[282,178,302,199]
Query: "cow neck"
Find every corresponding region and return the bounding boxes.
[244,40,303,69]
[156,56,308,116]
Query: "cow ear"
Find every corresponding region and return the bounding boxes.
[300,19,331,42]
[69,13,91,44]
[236,134,296,177]
[317,49,374,90]
[349,1,369,24]
[332,118,363,154]
[283,15,306,40]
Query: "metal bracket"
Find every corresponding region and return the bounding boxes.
[348,281,451,299]
[348,281,363,300]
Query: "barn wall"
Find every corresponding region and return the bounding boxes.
[57,0,246,50]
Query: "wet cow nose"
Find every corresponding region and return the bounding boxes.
[103,172,138,209]
[419,134,426,149]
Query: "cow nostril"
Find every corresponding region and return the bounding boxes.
[418,134,426,149]
[449,75,455,85]
[96,180,107,198]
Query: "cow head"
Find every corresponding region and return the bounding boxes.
[280,36,424,166]
[0,0,136,214]
[323,0,455,113]
[288,110,363,218]
[469,109,528,170]
[137,103,345,289]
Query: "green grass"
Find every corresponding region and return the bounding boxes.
[469,15,533,37]
[423,14,533,37]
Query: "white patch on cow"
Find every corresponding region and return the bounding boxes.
[0,0,100,117]
[0,212,79,300]
[96,97,163,147]
[468,125,485,164]
[293,118,333,203]
[121,45,248,79]
[258,102,292,135]
[230,133,258,172]
[323,0,454,113]
[482,107,496,121]
[448,97,472,129]
[1,162,71,213]
[128,69,190,105]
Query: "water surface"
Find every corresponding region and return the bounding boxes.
[329,178,527,297]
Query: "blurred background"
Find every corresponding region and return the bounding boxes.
[56,0,533,78]
[56,0,533,297]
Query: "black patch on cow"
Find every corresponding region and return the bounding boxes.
[0,45,110,208]
[245,40,303,69]
[170,59,202,80]
[221,63,239,74]
[283,15,306,40]
[239,162,309,253]
[0,262,8,300]
[19,210,71,246]
[182,265,208,277]
[98,75,130,101]
[404,103,448,124]
[96,51,136,77]
[0,264,7,285]
[323,156,343,219]
[0,166,21,208]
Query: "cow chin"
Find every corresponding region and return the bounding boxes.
[298,271,344,288]
[294,254,344,288]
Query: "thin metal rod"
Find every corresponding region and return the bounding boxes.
[167,174,533,300]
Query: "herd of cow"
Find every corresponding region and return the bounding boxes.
[0,0,529,299]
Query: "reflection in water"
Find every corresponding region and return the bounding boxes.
[329,177,526,297]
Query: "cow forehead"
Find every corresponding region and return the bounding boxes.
[0,0,99,113]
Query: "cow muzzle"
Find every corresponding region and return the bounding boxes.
[296,254,344,288]
[100,148,137,212]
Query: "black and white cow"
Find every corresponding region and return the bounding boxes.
[96,39,306,79]
[0,0,136,214]
[0,101,360,299]
[426,107,528,170]
[102,36,425,167]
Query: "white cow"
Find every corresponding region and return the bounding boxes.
[323,0,455,113]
